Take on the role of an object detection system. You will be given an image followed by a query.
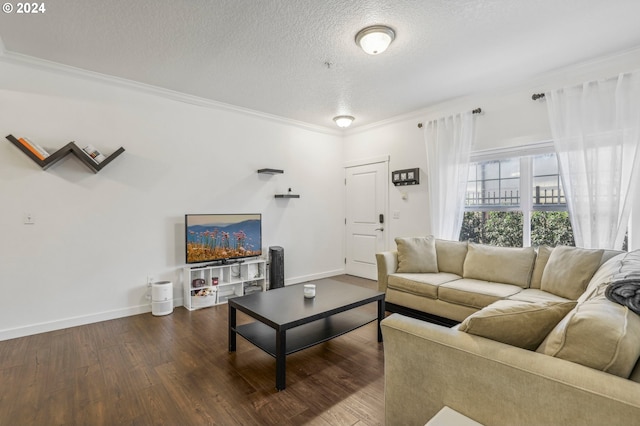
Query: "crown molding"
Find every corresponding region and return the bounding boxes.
[0,48,341,136]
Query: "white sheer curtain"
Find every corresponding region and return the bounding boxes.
[545,71,640,249]
[424,111,475,240]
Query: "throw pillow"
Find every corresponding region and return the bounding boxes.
[529,245,552,289]
[462,243,536,288]
[458,300,576,350]
[537,298,640,378]
[395,236,439,273]
[540,246,604,300]
[435,239,467,276]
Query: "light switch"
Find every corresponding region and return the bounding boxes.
[23,212,35,224]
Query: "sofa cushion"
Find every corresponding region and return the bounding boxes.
[540,246,604,300]
[459,300,577,350]
[579,251,635,304]
[507,288,573,304]
[387,273,461,299]
[537,298,640,378]
[435,239,468,276]
[630,359,640,384]
[530,245,552,289]
[395,236,439,273]
[438,279,523,309]
[463,243,536,288]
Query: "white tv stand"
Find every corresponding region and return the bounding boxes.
[182,258,266,310]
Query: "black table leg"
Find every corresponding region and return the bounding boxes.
[275,329,286,390]
[229,304,237,352]
[377,298,385,342]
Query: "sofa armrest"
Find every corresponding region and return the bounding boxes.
[376,251,398,292]
[381,313,640,426]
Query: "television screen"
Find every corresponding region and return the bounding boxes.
[185,213,262,264]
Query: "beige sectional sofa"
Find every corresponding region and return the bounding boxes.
[376,237,640,425]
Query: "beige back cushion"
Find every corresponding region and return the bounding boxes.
[537,298,640,378]
[630,359,640,384]
[463,243,536,288]
[435,239,468,275]
[578,252,627,303]
[530,245,552,289]
[395,236,439,273]
[459,299,576,350]
[540,246,604,300]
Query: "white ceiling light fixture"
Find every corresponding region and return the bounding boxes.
[355,25,396,55]
[333,115,355,128]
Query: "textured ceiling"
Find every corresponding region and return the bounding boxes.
[2,0,640,129]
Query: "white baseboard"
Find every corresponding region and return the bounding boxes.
[284,268,346,286]
[0,297,184,341]
[0,269,348,341]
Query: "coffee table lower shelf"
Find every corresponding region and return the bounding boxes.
[234,310,376,357]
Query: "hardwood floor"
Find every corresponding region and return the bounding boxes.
[0,275,384,425]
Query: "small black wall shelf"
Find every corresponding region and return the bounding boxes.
[257,168,284,174]
[275,188,300,198]
[6,134,125,173]
[392,168,420,186]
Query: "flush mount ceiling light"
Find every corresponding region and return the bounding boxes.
[333,115,355,128]
[355,25,395,55]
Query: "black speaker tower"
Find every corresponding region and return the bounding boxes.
[269,246,284,289]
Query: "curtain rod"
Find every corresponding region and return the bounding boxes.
[417,108,482,128]
[532,93,546,100]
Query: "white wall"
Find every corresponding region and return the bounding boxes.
[4,46,640,340]
[0,59,344,340]
[343,47,640,251]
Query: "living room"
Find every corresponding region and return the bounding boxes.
[2,1,640,424]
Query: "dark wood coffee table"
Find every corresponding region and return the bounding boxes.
[228,278,385,390]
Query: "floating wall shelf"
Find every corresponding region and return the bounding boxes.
[392,168,420,186]
[257,168,284,174]
[274,194,300,199]
[6,134,125,173]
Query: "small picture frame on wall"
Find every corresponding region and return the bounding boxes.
[400,173,407,181]
[407,171,415,180]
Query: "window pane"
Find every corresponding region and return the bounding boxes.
[531,211,575,247]
[482,161,500,180]
[501,158,520,179]
[466,158,520,207]
[501,178,520,205]
[532,153,566,208]
[533,153,558,176]
[460,211,523,247]
[533,176,564,205]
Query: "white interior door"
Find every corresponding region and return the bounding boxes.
[345,160,388,280]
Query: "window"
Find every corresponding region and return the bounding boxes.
[460,150,575,248]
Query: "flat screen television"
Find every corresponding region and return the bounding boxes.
[185,213,262,264]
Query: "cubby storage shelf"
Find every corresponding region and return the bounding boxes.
[6,134,125,173]
[182,259,267,310]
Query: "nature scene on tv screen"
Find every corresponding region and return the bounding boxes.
[186,214,261,263]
